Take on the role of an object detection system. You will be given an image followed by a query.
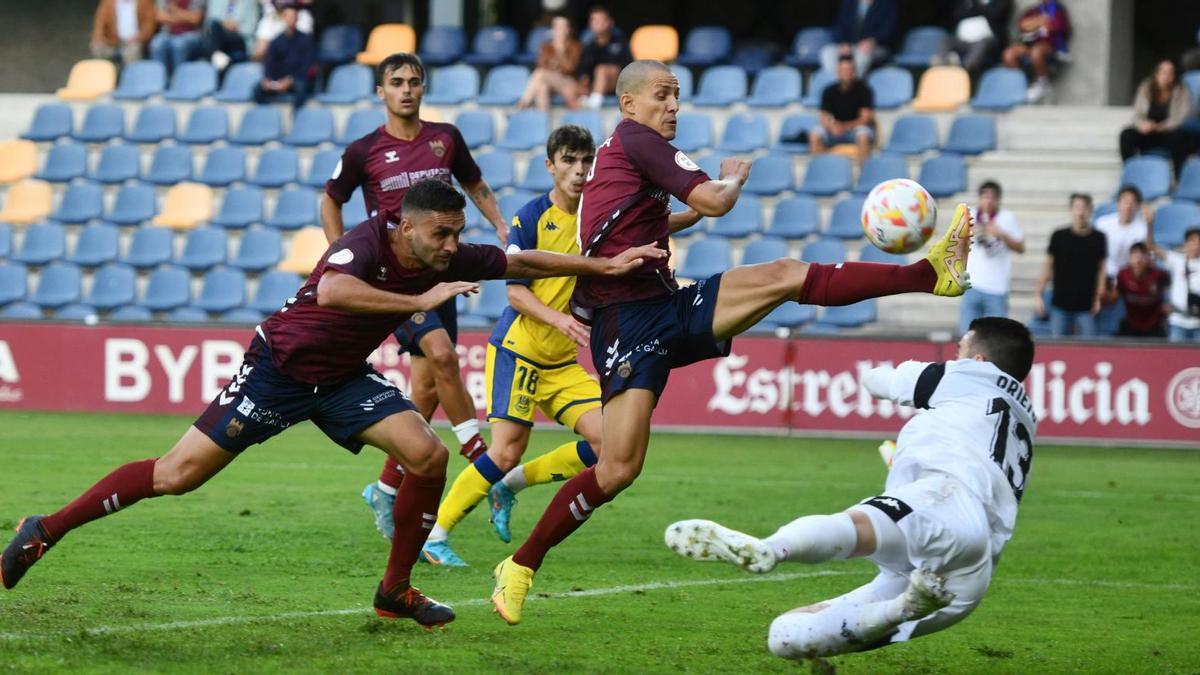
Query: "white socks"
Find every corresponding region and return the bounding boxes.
[375,480,397,496]
[500,466,528,492]
[451,419,480,445]
[426,523,449,543]
[767,594,909,658]
[765,513,858,564]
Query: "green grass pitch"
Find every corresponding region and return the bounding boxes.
[0,410,1197,673]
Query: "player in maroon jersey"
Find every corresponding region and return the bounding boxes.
[317,53,508,547]
[0,180,663,629]
[490,60,975,625]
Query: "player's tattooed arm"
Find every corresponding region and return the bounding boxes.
[317,270,478,314]
[503,245,668,279]
[669,207,703,234]
[462,178,509,245]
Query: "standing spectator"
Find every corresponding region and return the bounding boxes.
[1003,0,1071,103]
[1033,193,1108,338]
[91,0,158,65]
[959,180,1024,334]
[252,0,312,60]
[946,0,1013,77]
[253,5,314,109]
[149,0,207,73]
[577,5,632,109]
[1151,227,1200,342]
[517,15,582,111]
[1118,59,1192,176]
[808,55,875,167]
[203,0,258,70]
[1108,242,1170,338]
[1094,185,1148,279]
[819,0,898,76]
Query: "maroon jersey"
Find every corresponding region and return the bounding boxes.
[1116,265,1169,332]
[572,118,709,318]
[261,212,507,386]
[325,121,481,219]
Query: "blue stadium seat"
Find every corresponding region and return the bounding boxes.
[317,63,374,104]
[918,154,968,197]
[341,187,369,225]
[90,143,140,184]
[36,142,87,182]
[0,302,41,319]
[212,186,264,229]
[1174,157,1200,202]
[743,154,794,195]
[464,26,520,66]
[143,144,192,185]
[419,26,468,66]
[463,227,502,246]
[819,299,877,326]
[677,26,732,67]
[168,306,210,322]
[859,245,909,264]
[85,262,136,309]
[455,109,495,148]
[317,24,364,65]
[32,262,81,308]
[178,106,229,144]
[73,104,124,143]
[52,181,104,224]
[1153,202,1200,248]
[562,110,606,143]
[798,155,852,196]
[337,108,384,145]
[741,237,789,265]
[0,223,9,258]
[730,43,775,77]
[250,270,302,313]
[802,69,835,107]
[231,227,282,271]
[785,27,833,69]
[709,196,762,238]
[867,67,914,109]
[775,113,819,153]
[67,222,120,267]
[231,106,282,145]
[195,267,246,313]
[518,155,554,192]
[679,238,732,279]
[198,146,246,187]
[55,303,96,320]
[163,61,218,101]
[497,110,548,151]
[12,222,66,265]
[424,64,480,105]
[251,147,299,188]
[478,65,530,106]
[696,153,729,181]
[757,302,816,330]
[671,64,693,102]
[1185,70,1200,107]
[113,60,167,100]
[692,66,747,107]
[854,153,908,194]
[893,26,949,68]
[476,150,515,189]
[121,226,174,268]
[885,114,938,155]
[214,62,263,103]
[717,113,769,153]
[1118,156,1171,201]
[267,187,318,229]
[515,26,551,66]
[140,265,191,311]
[826,196,866,239]
[475,279,510,320]
[747,66,802,107]
[801,238,846,264]
[125,105,176,144]
[673,113,714,153]
[498,192,537,224]
[107,183,157,225]
[222,307,264,323]
[109,304,154,321]
[1092,201,1116,220]
[0,263,28,305]
[303,148,341,188]
[177,227,228,270]
[767,195,820,239]
[284,107,334,148]
[22,103,73,142]
[943,115,996,155]
[971,67,1027,111]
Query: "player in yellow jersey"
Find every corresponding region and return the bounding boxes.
[420,125,603,566]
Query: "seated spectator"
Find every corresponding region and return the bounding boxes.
[203,0,259,70]
[253,5,314,109]
[1094,185,1148,280]
[1150,226,1200,342]
[1033,193,1108,338]
[1118,59,1192,177]
[518,15,581,111]
[578,5,632,109]
[959,180,1024,334]
[808,55,875,167]
[1107,242,1169,338]
[149,0,207,73]
[253,0,312,60]
[1003,0,1071,103]
[820,0,898,76]
[946,0,1013,77]
[91,0,158,65]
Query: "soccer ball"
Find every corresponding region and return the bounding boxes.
[860,179,937,254]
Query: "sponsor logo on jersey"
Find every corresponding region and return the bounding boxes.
[862,495,912,522]
[1166,367,1200,429]
[376,266,388,281]
[545,222,558,231]
[237,396,256,416]
[384,150,400,163]
[428,139,446,157]
[674,151,698,172]
[328,248,354,265]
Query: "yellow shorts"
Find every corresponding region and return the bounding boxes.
[485,344,601,431]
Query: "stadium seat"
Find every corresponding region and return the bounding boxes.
[317,24,364,66]
[0,301,41,319]
[562,110,606,142]
[867,66,914,109]
[464,26,520,66]
[0,223,9,259]
[221,307,264,323]
[498,192,537,223]
[859,245,909,264]
[317,63,374,104]
[22,103,73,142]
[630,25,679,62]
[971,67,1027,111]
[518,155,554,192]
[73,104,125,143]
[178,106,229,144]
[798,155,852,196]
[419,26,467,66]
[893,26,949,68]
[0,179,53,224]
[709,196,762,238]
[717,113,770,153]
[0,263,28,306]
[453,109,494,149]
[1175,157,1200,202]
[11,222,65,265]
[918,154,968,197]
[303,148,341,188]
[231,106,282,146]
[474,280,510,321]
[278,227,327,274]
[884,114,939,155]
[696,153,728,181]
[477,65,530,106]
[337,108,385,145]
[109,304,153,321]
[1185,70,1200,106]
[743,154,795,195]
[177,227,227,270]
[357,23,416,65]
[0,139,37,184]
[943,114,997,155]
[85,262,136,310]
[785,27,833,69]
[912,66,970,112]
[140,265,191,311]
[251,147,299,188]
[425,64,480,105]
[673,112,714,153]
[35,141,86,183]
[267,187,318,229]
[51,180,104,224]
[214,62,263,103]
[112,60,166,101]
[801,69,835,107]
[775,113,819,153]
[341,187,369,225]
[163,61,218,101]
[678,238,732,279]
[854,153,908,194]
[250,270,302,313]
[125,105,176,144]
[107,183,157,225]
[67,222,120,267]
[671,64,693,101]
[801,238,846,264]
[231,226,282,272]
[198,146,247,187]
[730,43,775,77]
[194,267,246,313]
[1092,201,1116,221]
[746,66,802,107]
[756,302,816,330]
[121,226,173,268]
[153,182,213,229]
[826,196,866,239]
[819,299,877,327]
[766,195,820,239]
[1152,202,1200,248]
[692,66,747,107]
[1119,156,1171,201]
[32,262,82,308]
[475,150,515,190]
[56,59,117,101]
[676,26,732,67]
[741,237,789,265]
[167,306,209,322]
[212,186,264,229]
[143,144,193,185]
[90,143,141,184]
[515,25,551,66]
[55,303,96,320]
[497,110,549,151]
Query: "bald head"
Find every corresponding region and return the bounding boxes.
[616,60,673,100]
[615,60,681,139]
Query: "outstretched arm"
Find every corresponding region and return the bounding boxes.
[862,361,937,407]
[503,245,667,280]
[686,158,751,217]
[461,177,509,245]
[316,270,478,314]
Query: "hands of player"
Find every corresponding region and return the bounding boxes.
[420,281,479,311]
[551,312,591,347]
[603,244,669,275]
[719,158,752,186]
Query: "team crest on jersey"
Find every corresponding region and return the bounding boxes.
[412,312,426,325]
[674,151,698,172]
[515,394,531,414]
[429,139,446,157]
[384,150,400,163]
[225,418,245,438]
[617,360,632,378]
[376,266,388,281]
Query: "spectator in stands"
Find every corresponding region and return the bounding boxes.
[253,5,314,109]
[808,55,875,167]
[578,5,632,109]
[945,0,1013,77]
[253,0,312,61]
[91,0,158,65]
[1003,0,1071,104]
[517,15,581,111]
[149,0,207,73]
[1150,227,1200,342]
[1118,59,1192,177]
[1106,242,1169,338]
[959,180,1024,334]
[820,0,898,76]
[1094,185,1149,280]
[1034,193,1108,338]
[203,0,258,71]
